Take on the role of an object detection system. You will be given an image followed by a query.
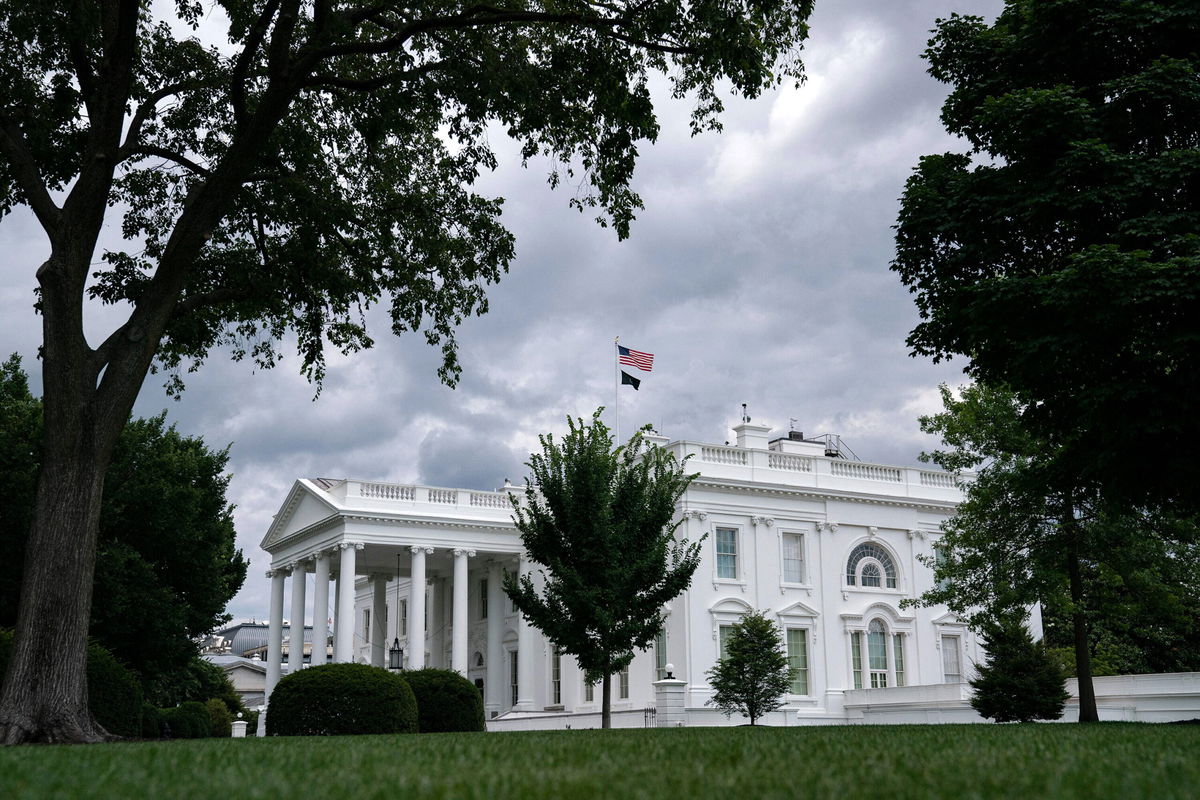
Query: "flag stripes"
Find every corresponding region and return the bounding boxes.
[617,345,654,372]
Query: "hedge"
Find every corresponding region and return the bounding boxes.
[163,700,211,739]
[0,629,142,738]
[265,663,417,736]
[404,668,486,733]
[140,702,161,739]
[206,697,233,737]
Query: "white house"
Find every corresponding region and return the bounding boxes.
[258,422,1010,729]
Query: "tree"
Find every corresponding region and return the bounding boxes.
[892,0,1200,512]
[914,382,1199,723]
[970,610,1068,724]
[705,610,789,726]
[0,0,816,742]
[0,355,248,701]
[503,411,700,729]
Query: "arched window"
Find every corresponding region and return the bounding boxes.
[846,543,897,589]
[850,618,907,689]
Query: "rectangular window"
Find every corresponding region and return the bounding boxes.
[551,648,562,705]
[654,630,668,681]
[942,635,962,683]
[782,533,805,583]
[868,627,888,688]
[510,650,519,706]
[934,545,951,592]
[851,631,863,689]
[480,579,488,620]
[585,680,595,703]
[786,629,809,695]
[619,664,630,699]
[893,634,905,687]
[719,625,735,660]
[400,599,407,635]
[716,528,738,579]
[363,609,370,644]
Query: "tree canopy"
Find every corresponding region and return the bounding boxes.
[0,355,247,699]
[504,411,700,728]
[892,0,1200,511]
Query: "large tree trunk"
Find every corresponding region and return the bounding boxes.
[601,670,611,729]
[1067,538,1099,723]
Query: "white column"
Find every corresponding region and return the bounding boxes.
[427,576,443,668]
[485,560,504,717]
[516,553,537,711]
[335,542,358,662]
[311,551,330,666]
[408,546,431,669]
[265,569,286,698]
[371,575,387,667]
[288,560,308,671]
[452,548,474,675]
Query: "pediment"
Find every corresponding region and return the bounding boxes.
[932,611,967,627]
[841,601,915,626]
[708,596,755,616]
[776,600,820,621]
[260,479,341,551]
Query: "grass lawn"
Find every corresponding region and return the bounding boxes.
[1,724,1196,800]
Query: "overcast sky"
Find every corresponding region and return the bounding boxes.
[0,0,1004,622]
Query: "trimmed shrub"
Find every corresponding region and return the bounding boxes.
[163,700,212,739]
[206,697,233,737]
[140,703,161,739]
[404,668,486,733]
[266,663,417,736]
[0,629,142,738]
[971,613,1068,723]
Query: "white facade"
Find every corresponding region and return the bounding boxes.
[259,423,997,727]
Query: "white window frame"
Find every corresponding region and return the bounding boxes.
[550,647,562,705]
[618,663,630,699]
[654,629,668,681]
[718,624,736,661]
[845,541,900,591]
[843,605,914,691]
[785,628,810,696]
[941,634,963,683]
[714,526,740,581]
[780,531,807,586]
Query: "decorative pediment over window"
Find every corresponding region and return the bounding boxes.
[709,596,753,640]
[776,600,820,624]
[841,601,915,633]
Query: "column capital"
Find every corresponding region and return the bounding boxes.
[906,529,925,540]
[827,521,839,532]
[339,540,365,551]
[752,515,774,527]
[265,568,282,579]
[682,509,708,521]
[410,545,434,555]
[453,548,476,558]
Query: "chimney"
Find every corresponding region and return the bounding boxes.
[733,422,772,450]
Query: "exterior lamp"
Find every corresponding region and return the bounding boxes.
[389,638,402,670]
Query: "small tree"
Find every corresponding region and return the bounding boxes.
[504,411,700,729]
[970,612,1068,723]
[706,611,790,726]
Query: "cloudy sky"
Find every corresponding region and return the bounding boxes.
[0,0,1004,622]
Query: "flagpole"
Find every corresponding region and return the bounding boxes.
[614,336,620,444]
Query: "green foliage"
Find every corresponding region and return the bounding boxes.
[971,613,1068,723]
[163,701,212,739]
[0,356,247,699]
[265,663,417,737]
[504,411,701,724]
[892,0,1200,511]
[705,611,790,725]
[403,668,485,734]
[7,726,1199,799]
[0,630,143,738]
[139,703,161,739]
[205,697,233,738]
[150,656,244,712]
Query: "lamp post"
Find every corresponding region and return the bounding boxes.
[389,553,402,670]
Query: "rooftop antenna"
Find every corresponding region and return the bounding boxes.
[741,403,751,424]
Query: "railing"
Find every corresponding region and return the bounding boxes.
[428,488,458,504]
[919,471,958,489]
[360,482,415,501]
[768,452,814,472]
[700,445,747,465]
[829,461,903,483]
[471,492,511,509]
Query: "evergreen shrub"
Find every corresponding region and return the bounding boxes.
[971,614,1069,723]
[404,668,486,733]
[265,663,417,736]
[0,629,142,738]
[163,700,212,738]
[140,702,161,739]
[206,697,233,737]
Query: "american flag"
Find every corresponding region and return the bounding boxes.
[617,345,654,372]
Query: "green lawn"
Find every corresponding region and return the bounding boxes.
[2,724,1196,800]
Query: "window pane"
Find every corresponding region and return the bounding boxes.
[585,680,594,702]
[716,529,738,579]
[510,650,519,705]
[719,625,735,660]
[868,620,887,670]
[787,629,808,695]
[783,534,804,583]
[480,579,488,619]
[655,630,668,680]
[552,648,562,705]
[942,635,961,682]
[363,609,370,643]
[862,562,882,588]
[847,543,897,587]
[851,631,863,689]
[893,634,905,687]
[619,664,630,699]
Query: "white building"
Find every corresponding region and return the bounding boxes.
[259,422,1004,728]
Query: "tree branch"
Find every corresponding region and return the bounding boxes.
[125,145,211,177]
[122,80,219,151]
[302,61,448,91]
[231,0,281,129]
[0,116,62,235]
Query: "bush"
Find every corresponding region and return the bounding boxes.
[265,663,417,736]
[0,629,142,738]
[705,611,791,725]
[971,613,1069,723]
[163,700,212,739]
[206,697,233,737]
[140,703,161,739]
[404,668,486,733]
